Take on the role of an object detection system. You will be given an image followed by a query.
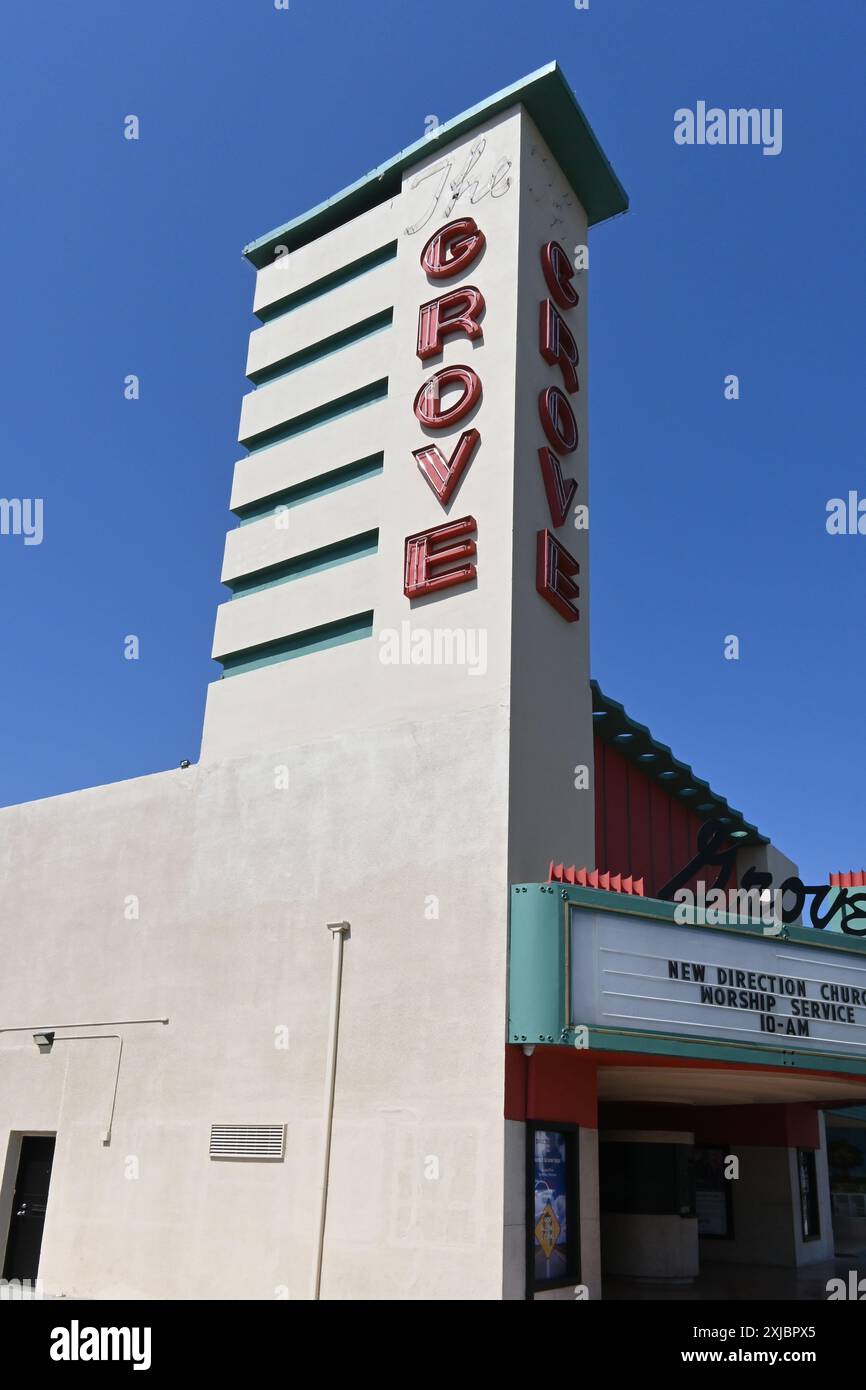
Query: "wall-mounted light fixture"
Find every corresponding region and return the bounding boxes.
[1,1016,169,1145]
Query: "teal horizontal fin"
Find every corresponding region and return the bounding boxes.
[219,611,374,676]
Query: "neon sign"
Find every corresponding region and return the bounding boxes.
[658,820,866,936]
[534,240,581,623]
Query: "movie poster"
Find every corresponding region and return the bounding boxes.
[533,1129,570,1281]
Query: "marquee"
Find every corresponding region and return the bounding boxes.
[507,883,866,1073]
[569,908,866,1056]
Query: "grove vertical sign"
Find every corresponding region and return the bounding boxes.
[404,217,486,600]
[535,240,581,622]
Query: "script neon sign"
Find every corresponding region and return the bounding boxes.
[658,821,866,936]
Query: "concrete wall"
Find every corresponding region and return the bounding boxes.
[0,713,510,1299]
[507,111,594,883]
[201,107,526,762]
[701,1125,834,1270]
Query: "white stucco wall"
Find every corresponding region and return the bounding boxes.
[0,708,510,1299]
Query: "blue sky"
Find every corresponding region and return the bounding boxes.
[0,0,862,884]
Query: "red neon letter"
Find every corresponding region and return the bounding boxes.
[539,300,580,394]
[421,217,486,279]
[538,447,578,528]
[404,516,477,599]
[538,386,578,455]
[541,240,579,311]
[414,365,481,430]
[417,287,485,361]
[536,530,580,623]
[412,428,480,506]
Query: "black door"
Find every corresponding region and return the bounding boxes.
[2,1137,55,1281]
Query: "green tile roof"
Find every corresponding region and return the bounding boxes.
[243,61,628,268]
[592,680,769,846]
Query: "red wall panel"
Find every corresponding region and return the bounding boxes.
[602,740,630,877]
[627,759,652,891]
[595,739,607,872]
[594,737,715,897]
[650,784,673,895]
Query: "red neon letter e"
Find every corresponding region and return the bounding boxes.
[404,516,478,599]
[536,529,580,622]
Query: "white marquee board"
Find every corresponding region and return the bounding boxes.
[569,907,866,1059]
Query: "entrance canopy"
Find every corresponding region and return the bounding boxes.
[597,1060,866,1109]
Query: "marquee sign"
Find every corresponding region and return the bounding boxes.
[659,820,866,936]
[569,907,866,1058]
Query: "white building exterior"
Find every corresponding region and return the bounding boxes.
[3,63,865,1302]
[0,65,614,1300]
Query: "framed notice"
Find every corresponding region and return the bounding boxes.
[526,1123,579,1296]
[693,1145,734,1239]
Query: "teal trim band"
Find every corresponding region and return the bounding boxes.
[235,453,383,524]
[228,529,378,597]
[508,885,567,1044]
[243,62,628,266]
[255,240,398,323]
[249,309,393,387]
[580,1024,866,1077]
[242,379,388,454]
[219,610,374,676]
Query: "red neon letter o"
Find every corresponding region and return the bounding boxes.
[538,386,578,455]
[414,366,482,430]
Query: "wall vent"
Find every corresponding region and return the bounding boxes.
[209,1124,286,1161]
